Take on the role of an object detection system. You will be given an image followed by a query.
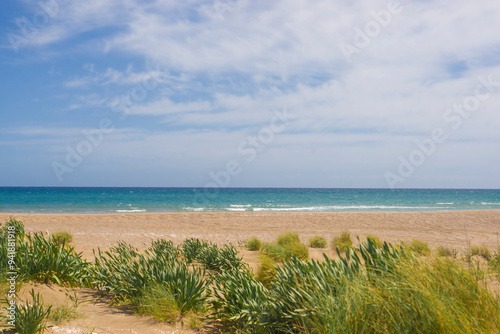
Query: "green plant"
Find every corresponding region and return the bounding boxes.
[13,289,52,334]
[406,239,431,256]
[332,231,353,252]
[50,304,81,324]
[181,238,204,263]
[51,231,73,246]
[256,254,278,287]
[471,245,491,260]
[135,283,180,323]
[366,234,383,248]
[436,245,457,258]
[246,237,262,251]
[210,269,272,332]
[309,236,327,248]
[261,232,309,261]
[302,257,500,333]
[180,238,244,272]
[14,232,91,286]
[93,239,209,314]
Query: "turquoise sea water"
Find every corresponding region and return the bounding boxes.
[0,187,499,214]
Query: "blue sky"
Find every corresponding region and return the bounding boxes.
[1,0,499,188]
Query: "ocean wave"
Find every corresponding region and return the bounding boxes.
[115,209,146,213]
[252,205,444,212]
[481,202,500,205]
[227,208,247,211]
[182,207,205,211]
[230,204,252,207]
[436,202,454,205]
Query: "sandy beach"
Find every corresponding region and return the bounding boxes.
[2,210,500,259]
[2,210,500,333]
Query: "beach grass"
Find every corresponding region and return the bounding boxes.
[245,237,262,251]
[471,245,491,260]
[406,239,431,256]
[332,230,353,251]
[366,234,383,248]
[309,236,327,248]
[436,245,458,258]
[50,231,73,246]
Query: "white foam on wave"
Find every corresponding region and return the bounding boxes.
[230,204,252,207]
[252,205,443,212]
[436,202,454,205]
[481,202,500,205]
[115,209,146,213]
[227,208,247,211]
[183,207,205,211]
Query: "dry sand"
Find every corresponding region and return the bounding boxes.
[2,210,500,258]
[2,210,500,333]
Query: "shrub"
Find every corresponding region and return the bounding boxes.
[436,246,457,258]
[93,239,209,313]
[256,254,278,287]
[309,236,327,248]
[262,232,309,261]
[276,232,301,247]
[471,245,491,260]
[366,234,383,248]
[210,268,272,331]
[332,231,353,252]
[135,283,180,323]
[13,289,52,334]
[180,238,244,272]
[51,231,73,246]
[245,237,262,251]
[406,239,431,256]
[14,232,90,286]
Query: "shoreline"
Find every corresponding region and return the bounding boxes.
[2,210,500,260]
[2,208,500,215]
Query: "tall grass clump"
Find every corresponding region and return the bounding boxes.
[471,245,491,260]
[210,268,272,332]
[332,231,353,252]
[180,238,245,272]
[406,239,431,256]
[51,231,73,246]
[366,234,383,248]
[11,289,52,334]
[245,237,262,251]
[261,232,308,261]
[255,254,278,287]
[302,256,500,333]
[0,218,90,287]
[93,239,210,324]
[436,245,457,258]
[309,236,327,248]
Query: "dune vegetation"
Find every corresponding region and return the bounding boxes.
[1,218,500,333]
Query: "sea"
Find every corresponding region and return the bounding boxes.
[0,187,499,214]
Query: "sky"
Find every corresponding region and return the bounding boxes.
[0,0,499,188]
